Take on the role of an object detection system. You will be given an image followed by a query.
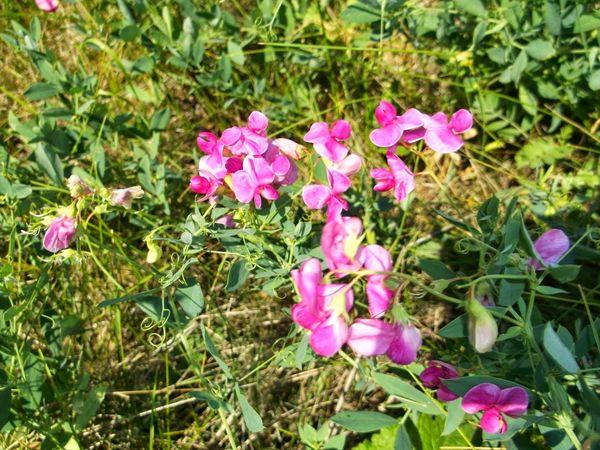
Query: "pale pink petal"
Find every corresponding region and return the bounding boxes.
[371,168,394,192]
[347,318,395,356]
[280,160,298,185]
[386,323,422,365]
[36,0,58,12]
[330,120,351,140]
[328,170,351,194]
[310,316,348,357]
[496,387,529,417]
[325,196,347,222]
[386,152,414,202]
[271,138,304,160]
[43,216,76,252]
[220,127,242,146]
[375,101,397,126]
[247,111,268,135]
[533,229,570,267]
[259,185,279,201]
[231,171,256,204]
[366,280,394,318]
[370,123,404,148]
[429,112,449,126]
[302,185,332,210]
[449,109,473,133]
[270,155,291,177]
[424,128,465,153]
[304,122,330,143]
[398,108,425,129]
[480,409,506,434]
[462,383,501,413]
[319,283,354,313]
[316,139,348,162]
[359,244,392,272]
[244,156,275,185]
[241,131,269,156]
[332,154,362,176]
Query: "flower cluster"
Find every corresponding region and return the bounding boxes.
[189,112,302,210]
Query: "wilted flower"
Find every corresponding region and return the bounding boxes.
[36,0,58,12]
[304,119,351,162]
[347,318,422,364]
[110,186,144,209]
[66,175,92,198]
[420,360,459,402]
[370,149,415,203]
[462,383,528,434]
[43,216,76,253]
[369,101,422,148]
[403,109,473,153]
[466,296,498,353]
[530,228,570,270]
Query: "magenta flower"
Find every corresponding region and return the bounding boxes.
[419,360,459,402]
[402,109,473,153]
[462,383,529,434]
[43,216,76,253]
[109,186,144,209]
[263,143,298,186]
[359,244,394,318]
[320,216,363,275]
[369,102,423,148]
[371,149,415,203]
[231,156,278,208]
[220,111,269,156]
[347,318,422,364]
[196,131,219,154]
[291,258,354,357]
[530,229,570,270]
[304,119,351,162]
[36,0,58,12]
[302,169,351,221]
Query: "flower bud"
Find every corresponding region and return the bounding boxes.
[109,186,144,209]
[466,296,497,353]
[66,175,92,198]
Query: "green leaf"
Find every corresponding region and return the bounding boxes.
[588,70,600,91]
[324,433,347,449]
[573,14,600,33]
[35,144,64,186]
[525,40,556,60]
[227,41,245,66]
[226,260,249,292]
[394,426,412,450]
[419,259,456,280]
[331,411,397,433]
[535,285,568,295]
[373,372,440,414]
[444,376,530,397]
[150,108,171,131]
[442,399,464,436]
[543,323,579,374]
[341,0,381,24]
[543,2,561,35]
[547,265,580,283]
[119,24,141,41]
[235,385,264,433]
[510,51,528,83]
[201,324,232,378]
[189,391,227,410]
[477,196,499,233]
[174,279,204,318]
[74,384,107,429]
[519,85,537,116]
[439,314,468,338]
[135,295,175,325]
[454,0,486,17]
[498,271,525,307]
[515,138,572,169]
[0,387,11,428]
[24,82,61,101]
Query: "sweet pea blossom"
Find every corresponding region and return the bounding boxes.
[291,258,354,357]
[530,229,570,270]
[402,109,473,153]
[302,170,351,221]
[43,216,76,253]
[347,318,422,364]
[231,156,278,208]
[36,0,58,12]
[263,143,298,186]
[369,101,423,148]
[271,138,305,160]
[304,120,351,162]
[466,296,498,353]
[462,383,529,434]
[110,186,144,209]
[359,244,394,318]
[221,111,269,156]
[370,149,415,203]
[329,154,363,177]
[419,360,459,402]
[321,216,363,275]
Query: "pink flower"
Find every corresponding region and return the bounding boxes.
[359,244,394,318]
[220,111,269,156]
[291,258,354,357]
[530,229,570,270]
[320,216,363,275]
[330,154,363,177]
[36,0,58,12]
[271,138,305,160]
[263,143,298,186]
[370,149,415,202]
[462,383,529,434]
[304,120,351,162]
[347,318,422,364]
[403,109,473,153]
[43,216,76,253]
[231,156,278,208]
[109,186,144,209]
[196,131,219,154]
[419,360,459,402]
[369,102,423,148]
[302,170,351,221]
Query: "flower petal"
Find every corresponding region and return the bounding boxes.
[424,128,465,153]
[496,387,529,417]
[328,170,351,194]
[462,383,501,414]
[480,409,507,434]
[247,111,268,135]
[533,229,570,267]
[347,318,395,356]
[231,171,255,204]
[310,316,348,357]
[375,101,397,126]
[386,324,422,365]
[220,127,242,146]
[330,119,351,140]
[302,185,332,210]
[366,280,394,318]
[304,122,330,143]
[370,123,403,148]
[332,154,363,176]
[449,109,473,133]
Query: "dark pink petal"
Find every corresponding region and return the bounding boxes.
[253,193,263,209]
[402,127,426,143]
[247,111,268,135]
[386,324,422,365]
[365,280,394,318]
[370,123,404,148]
[196,131,218,154]
[291,301,322,331]
[533,229,570,267]
[231,171,256,204]
[371,168,394,192]
[245,156,275,186]
[259,185,279,201]
[347,318,395,356]
[496,387,529,417]
[331,120,351,140]
[480,408,507,434]
[374,101,397,126]
[225,156,243,174]
[449,109,473,133]
[429,112,449,126]
[325,196,347,222]
[328,170,351,194]
[302,185,331,210]
[424,128,464,153]
[304,122,330,143]
[316,139,348,162]
[220,127,242,146]
[462,383,501,414]
[437,385,459,402]
[310,316,348,357]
